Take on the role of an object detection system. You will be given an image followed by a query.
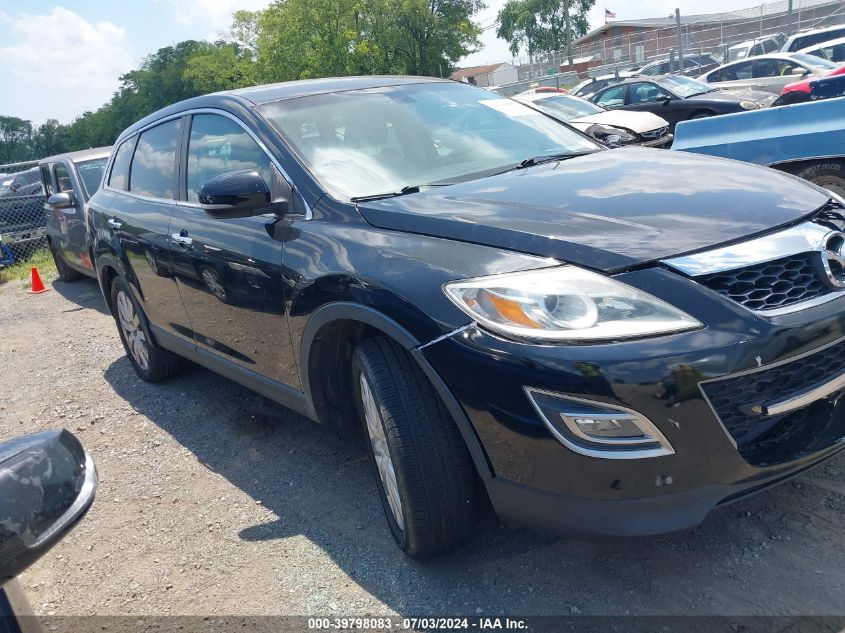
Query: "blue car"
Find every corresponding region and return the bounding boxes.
[673,96,845,198]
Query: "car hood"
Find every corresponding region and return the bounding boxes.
[694,88,775,104]
[570,110,669,133]
[357,148,830,273]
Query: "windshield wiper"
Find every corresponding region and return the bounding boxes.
[501,151,595,173]
[350,183,451,203]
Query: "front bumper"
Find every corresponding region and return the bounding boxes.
[420,266,845,536]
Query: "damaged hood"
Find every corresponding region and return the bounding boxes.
[357,147,830,273]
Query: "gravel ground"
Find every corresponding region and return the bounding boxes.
[1,276,844,617]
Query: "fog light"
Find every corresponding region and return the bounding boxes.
[572,415,645,439]
[525,387,674,459]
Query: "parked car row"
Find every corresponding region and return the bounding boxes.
[567,25,845,111]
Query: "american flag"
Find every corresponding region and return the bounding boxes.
[605,9,616,18]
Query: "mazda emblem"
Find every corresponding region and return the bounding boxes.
[821,231,845,288]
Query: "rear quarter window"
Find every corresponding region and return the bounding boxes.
[108,138,135,190]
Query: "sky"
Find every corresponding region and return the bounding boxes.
[0,0,774,125]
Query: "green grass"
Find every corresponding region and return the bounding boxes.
[0,247,57,285]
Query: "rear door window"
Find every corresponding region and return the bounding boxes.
[108,139,135,190]
[129,119,181,199]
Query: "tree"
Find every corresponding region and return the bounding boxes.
[381,0,486,77]
[184,43,257,94]
[497,0,595,61]
[497,0,542,61]
[0,116,34,164]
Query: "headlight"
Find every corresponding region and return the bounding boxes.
[443,267,701,342]
[585,124,636,144]
[739,100,759,110]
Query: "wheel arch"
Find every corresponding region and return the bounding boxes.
[300,302,493,482]
[95,254,125,315]
[769,156,845,174]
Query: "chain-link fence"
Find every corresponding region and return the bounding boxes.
[0,160,47,268]
[505,0,845,81]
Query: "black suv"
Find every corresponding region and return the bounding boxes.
[90,76,845,557]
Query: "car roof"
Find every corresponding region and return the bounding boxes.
[38,146,112,165]
[707,52,816,70]
[798,35,845,52]
[117,76,450,142]
[785,25,845,45]
[729,35,780,49]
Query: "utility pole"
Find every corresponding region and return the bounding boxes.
[787,0,794,35]
[675,9,683,66]
[564,0,574,68]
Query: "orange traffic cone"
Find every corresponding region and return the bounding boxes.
[28,267,49,294]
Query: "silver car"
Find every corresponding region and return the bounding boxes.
[697,52,841,95]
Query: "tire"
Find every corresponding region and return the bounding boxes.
[690,111,713,120]
[49,240,83,282]
[351,336,480,558]
[794,160,845,199]
[109,276,183,382]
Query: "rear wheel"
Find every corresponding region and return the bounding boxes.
[49,240,82,282]
[110,276,182,382]
[794,160,845,199]
[351,336,480,558]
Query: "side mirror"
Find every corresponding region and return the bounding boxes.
[198,169,286,219]
[791,67,808,76]
[47,191,76,210]
[0,430,97,586]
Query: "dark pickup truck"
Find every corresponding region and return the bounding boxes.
[39,147,110,280]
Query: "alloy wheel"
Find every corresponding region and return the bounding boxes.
[360,372,404,530]
[814,176,845,200]
[116,290,150,370]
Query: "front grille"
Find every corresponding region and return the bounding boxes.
[701,337,845,466]
[639,126,668,140]
[696,252,832,311]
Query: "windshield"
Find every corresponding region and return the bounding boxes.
[791,52,839,69]
[259,82,600,200]
[530,95,604,119]
[657,75,714,97]
[77,158,107,198]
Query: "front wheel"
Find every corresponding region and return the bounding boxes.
[794,160,845,199]
[351,337,480,558]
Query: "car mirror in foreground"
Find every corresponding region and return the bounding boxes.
[0,430,97,586]
[46,192,76,210]
[198,169,287,219]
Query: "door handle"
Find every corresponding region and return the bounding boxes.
[107,217,122,230]
[171,231,193,248]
